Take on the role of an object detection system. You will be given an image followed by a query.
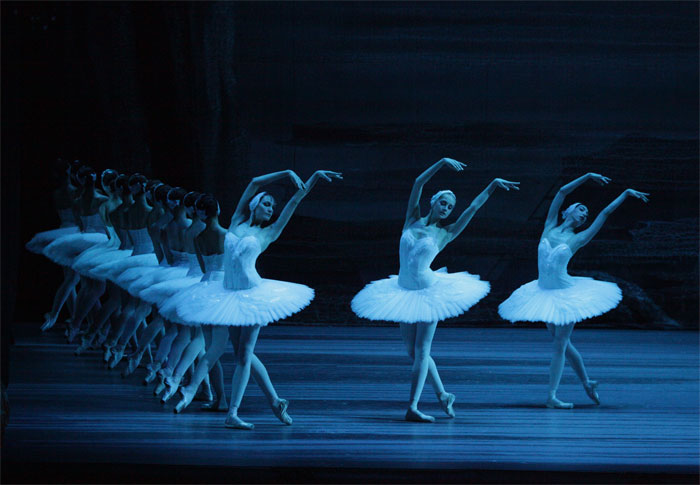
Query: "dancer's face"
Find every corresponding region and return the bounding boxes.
[568,204,588,227]
[254,195,276,223]
[432,194,456,220]
[129,181,144,195]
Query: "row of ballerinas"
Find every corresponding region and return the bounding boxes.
[28,157,649,428]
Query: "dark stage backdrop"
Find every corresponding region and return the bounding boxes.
[3,2,698,330]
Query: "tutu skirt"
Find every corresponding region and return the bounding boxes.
[351,268,490,324]
[89,253,159,282]
[498,277,622,325]
[43,232,109,267]
[139,276,201,307]
[26,226,79,255]
[125,266,189,299]
[174,278,314,327]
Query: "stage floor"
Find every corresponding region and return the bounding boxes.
[2,325,699,483]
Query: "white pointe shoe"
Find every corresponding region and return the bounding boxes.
[405,408,435,423]
[439,392,456,418]
[271,398,293,425]
[584,380,600,405]
[546,396,574,409]
[225,414,254,430]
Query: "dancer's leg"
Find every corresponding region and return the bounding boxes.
[546,323,575,409]
[42,269,80,331]
[225,326,261,429]
[402,321,438,422]
[565,341,600,404]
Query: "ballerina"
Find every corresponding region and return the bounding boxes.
[498,172,649,409]
[26,158,79,256]
[42,166,109,333]
[173,169,341,430]
[351,158,518,422]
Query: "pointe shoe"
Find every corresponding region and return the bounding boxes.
[94,330,109,348]
[271,398,293,425]
[546,396,574,409]
[584,380,600,405]
[102,344,113,363]
[161,376,182,403]
[405,408,435,423]
[153,368,170,395]
[438,392,456,418]
[224,414,254,430]
[74,336,93,356]
[174,387,195,414]
[122,352,144,378]
[41,313,57,332]
[143,362,162,385]
[108,345,125,369]
[201,399,228,412]
[67,326,81,344]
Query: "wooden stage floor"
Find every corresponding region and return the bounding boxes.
[2,325,698,483]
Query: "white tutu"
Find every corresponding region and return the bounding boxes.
[26,226,79,255]
[139,276,200,306]
[174,278,314,327]
[125,265,189,298]
[352,268,490,323]
[498,277,621,325]
[43,232,108,266]
[90,253,158,282]
[498,238,622,326]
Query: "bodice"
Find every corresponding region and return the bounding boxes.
[397,231,439,290]
[58,209,75,227]
[171,250,190,267]
[81,214,105,233]
[129,228,154,255]
[201,253,224,282]
[185,253,203,277]
[116,228,133,250]
[537,239,574,289]
[223,232,262,290]
[104,225,121,248]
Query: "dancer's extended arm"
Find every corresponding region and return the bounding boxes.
[446,178,519,241]
[405,158,466,230]
[545,173,610,231]
[267,170,342,242]
[229,171,307,228]
[570,189,649,252]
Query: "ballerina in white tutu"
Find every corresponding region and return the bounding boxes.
[351,158,518,423]
[42,166,109,333]
[173,169,341,430]
[498,172,649,409]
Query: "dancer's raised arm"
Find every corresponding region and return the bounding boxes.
[229,170,306,228]
[266,170,343,242]
[569,189,649,252]
[446,178,519,241]
[545,173,610,231]
[405,158,466,229]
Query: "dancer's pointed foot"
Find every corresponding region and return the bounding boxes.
[143,362,161,385]
[108,345,125,369]
[225,414,254,430]
[174,387,195,414]
[438,392,456,418]
[546,396,574,409]
[201,398,228,412]
[41,313,57,332]
[405,407,435,423]
[161,376,182,403]
[67,326,81,344]
[95,330,109,348]
[583,380,600,405]
[122,352,144,378]
[102,345,113,363]
[271,398,293,425]
[153,368,170,395]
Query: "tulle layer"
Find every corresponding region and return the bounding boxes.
[26,227,79,255]
[43,233,109,266]
[173,279,314,327]
[351,270,490,323]
[89,253,158,282]
[138,275,199,305]
[71,241,122,277]
[498,277,622,325]
[124,266,189,297]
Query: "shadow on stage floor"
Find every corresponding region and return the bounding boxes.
[2,324,699,484]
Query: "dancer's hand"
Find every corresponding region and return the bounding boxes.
[492,178,520,191]
[286,170,306,191]
[440,158,467,171]
[625,189,650,202]
[588,173,611,186]
[314,170,343,182]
